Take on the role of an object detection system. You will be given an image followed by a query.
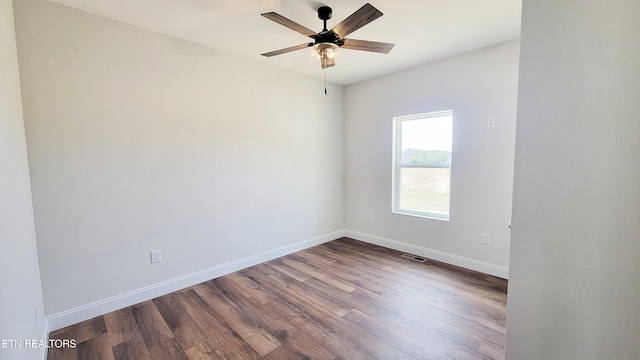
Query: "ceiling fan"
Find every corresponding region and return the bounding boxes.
[260,3,394,69]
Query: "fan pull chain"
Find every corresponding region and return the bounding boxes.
[324,69,328,96]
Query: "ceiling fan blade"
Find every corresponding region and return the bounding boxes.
[330,3,383,38]
[341,38,395,54]
[261,43,311,57]
[321,57,336,69]
[261,12,317,38]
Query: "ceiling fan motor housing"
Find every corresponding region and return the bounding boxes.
[318,6,332,21]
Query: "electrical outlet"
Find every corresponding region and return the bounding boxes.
[482,234,491,245]
[150,249,162,264]
[319,214,324,223]
[369,214,375,223]
[487,116,496,128]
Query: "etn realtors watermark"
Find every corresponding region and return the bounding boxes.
[1,338,76,349]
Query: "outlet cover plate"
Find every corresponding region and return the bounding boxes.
[150,250,162,264]
[482,234,491,245]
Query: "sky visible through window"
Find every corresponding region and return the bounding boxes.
[401,115,453,152]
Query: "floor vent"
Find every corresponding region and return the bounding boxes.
[401,253,426,263]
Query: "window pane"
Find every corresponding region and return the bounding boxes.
[399,167,450,216]
[400,115,452,166]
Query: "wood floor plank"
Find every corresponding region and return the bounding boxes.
[182,342,221,360]
[216,272,276,305]
[261,344,316,360]
[147,339,189,360]
[49,325,78,340]
[103,308,142,346]
[288,251,370,287]
[295,249,423,301]
[337,238,507,298]
[47,345,78,360]
[267,259,312,282]
[281,257,357,293]
[344,309,453,360]
[175,289,261,358]
[214,275,343,359]
[346,279,506,353]
[385,262,507,307]
[320,242,507,336]
[395,317,504,360]
[244,264,411,360]
[191,282,281,356]
[292,248,337,266]
[415,291,507,334]
[111,338,152,360]
[152,294,208,351]
[241,297,339,359]
[330,254,506,347]
[47,238,507,360]
[321,240,462,299]
[48,327,79,360]
[74,316,107,344]
[76,333,114,360]
[130,300,174,348]
[245,263,352,317]
[303,275,405,328]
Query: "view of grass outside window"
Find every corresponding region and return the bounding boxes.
[392,110,453,220]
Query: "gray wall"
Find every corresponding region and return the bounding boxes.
[505,0,640,358]
[14,0,344,318]
[344,40,519,274]
[0,0,46,359]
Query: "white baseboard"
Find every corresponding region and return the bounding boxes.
[344,230,509,279]
[39,318,49,360]
[47,230,345,331]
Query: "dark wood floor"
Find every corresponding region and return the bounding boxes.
[48,238,507,360]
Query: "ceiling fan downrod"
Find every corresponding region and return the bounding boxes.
[317,6,332,32]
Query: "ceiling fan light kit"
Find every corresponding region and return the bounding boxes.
[311,43,339,69]
[260,3,394,70]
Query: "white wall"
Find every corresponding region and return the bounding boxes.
[505,0,640,358]
[344,41,519,276]
[0,0,47,359]
[14,0,343,322]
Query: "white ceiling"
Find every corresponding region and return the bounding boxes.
[48,0,522,85]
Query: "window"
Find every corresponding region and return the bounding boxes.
[392,110,453,221]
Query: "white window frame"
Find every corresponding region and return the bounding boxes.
[392,110,453,221]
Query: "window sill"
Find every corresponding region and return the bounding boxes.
[392,209,450,222]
